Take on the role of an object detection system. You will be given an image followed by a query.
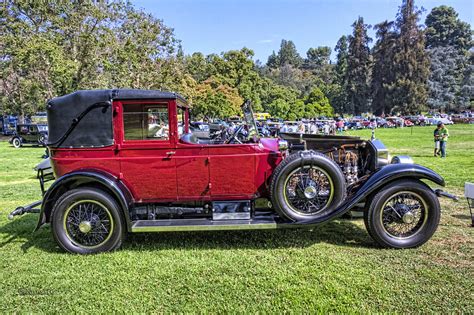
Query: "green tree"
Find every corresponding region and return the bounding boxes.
[346,17,372,114]
[425,6,472,111]
[304,46,333,84]
[389,0,430,114]
[192,78,242,119]
[305,47,331,68]
[1,0,180,115]
[427,46,463,111]
[331,35,349,114]
[184,52,211,82]
[425,5,472,52]
[259,79,299,119]
[267,39,302,68]
[458,52,474,109]
[304,87,334,118]
[266,51,279,69]
[371,20,397,115]
[287,100,306,120]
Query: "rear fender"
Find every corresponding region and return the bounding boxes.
[297,163,444,225]
[35,170,133,231]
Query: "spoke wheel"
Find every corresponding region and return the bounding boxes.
[64,200,114,248]
[284,166,334,215]
[364,179,441,249]
[52,188,124,254]
[380,192,427,239]
[271,151,346,222]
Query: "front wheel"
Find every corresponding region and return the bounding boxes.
[51,188,125,254]
[271,151,346,222]
[12,137,22,148]
[364,179,440,249]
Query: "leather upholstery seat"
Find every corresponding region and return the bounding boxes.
[180,133,211,144]
[180,133,199,144]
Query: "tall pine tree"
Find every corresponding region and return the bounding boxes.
[425,5,472,51]
[329,35,349,114]
[425,6,473,111]
[389,0,429,114]
[371,21,397,116]
[346,17,372,114]
[427,46,464,111]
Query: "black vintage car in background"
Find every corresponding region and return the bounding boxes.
[9,123,48,148]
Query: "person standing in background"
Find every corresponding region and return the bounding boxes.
[323,123,330,135]
[336,119,344,133]
[297,121,305,134]
[309,121,318,134]
[438,122,449,158]
[433,123,441,156]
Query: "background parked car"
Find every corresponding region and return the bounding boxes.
[190,121,210,139]
[429,115,454,125]
[451,113,474,124]
[9,123,48,148]
[375,117,389,128]
[0,115,18,136]
[345,119,363,129]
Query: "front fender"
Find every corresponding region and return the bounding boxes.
[35,170,133,231]
[297,163,444,225]
[359,163,444,192]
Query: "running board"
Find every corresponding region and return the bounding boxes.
[131,216,286,232]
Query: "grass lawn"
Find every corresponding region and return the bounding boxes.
[0,125,473,313]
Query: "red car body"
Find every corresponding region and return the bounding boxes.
[50,98,282,203]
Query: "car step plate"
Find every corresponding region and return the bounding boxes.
[131,216,280,232]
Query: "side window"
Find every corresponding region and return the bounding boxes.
[123,104,169,141]
[177,107,186,136]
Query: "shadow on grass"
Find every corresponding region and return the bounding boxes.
[0,215,376,253]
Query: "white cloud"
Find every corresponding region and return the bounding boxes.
[257,39,273,44]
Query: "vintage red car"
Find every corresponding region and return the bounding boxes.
[8,90,457,254]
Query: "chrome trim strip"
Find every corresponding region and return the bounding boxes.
[131,219,278,232]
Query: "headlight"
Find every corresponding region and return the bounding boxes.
[371,139,390,167]
[278,140,288,151]
[391,156,414,164]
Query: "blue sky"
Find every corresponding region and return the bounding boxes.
[133,0,473,62]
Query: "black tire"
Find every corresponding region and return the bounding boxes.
[271,151,346,222]
[364,179,440,249]
[12,137,22,148]
[51,188,125,254]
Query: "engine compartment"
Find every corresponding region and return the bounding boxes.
[281,133,377,186]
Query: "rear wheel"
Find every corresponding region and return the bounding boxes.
[12,137,22,148]
[364,179,440,248]
[51,188,125,254]
[271,151,346,222]
[38,134,47,146]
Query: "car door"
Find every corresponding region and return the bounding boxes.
[208,144,256,199]
[174,106,211,200]
[117,100,178,202]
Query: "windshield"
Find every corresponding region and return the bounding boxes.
[241,100,259,139]
[37,125,48,132]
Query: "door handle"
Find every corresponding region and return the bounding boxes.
[166,151,176,155]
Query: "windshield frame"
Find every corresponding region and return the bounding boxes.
[241,100,259,140]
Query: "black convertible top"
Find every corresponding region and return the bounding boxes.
[47,89,187,148]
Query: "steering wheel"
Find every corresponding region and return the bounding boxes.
[225,125,245,144]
